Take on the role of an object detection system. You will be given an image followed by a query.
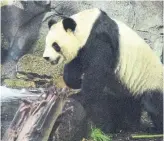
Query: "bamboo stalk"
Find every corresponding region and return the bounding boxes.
[131,134,164,139]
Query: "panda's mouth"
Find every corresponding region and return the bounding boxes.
[51,56,61,65]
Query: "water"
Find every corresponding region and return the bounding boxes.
[0,86,40,102]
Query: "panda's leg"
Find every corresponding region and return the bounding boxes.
[69,94,120,133]
[141,90,163,133]
[87,96,122,133]
[119,97,141,131]
[87,96,142,133]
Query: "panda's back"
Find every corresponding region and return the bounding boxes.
[114,19,163,96]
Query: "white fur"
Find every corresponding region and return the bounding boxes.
[43,8,100,63]
[114,19,163,95]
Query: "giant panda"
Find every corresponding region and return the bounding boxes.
[43,8,163,133]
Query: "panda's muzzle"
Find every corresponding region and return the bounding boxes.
[43,56,61,65]
[51,56,61,65]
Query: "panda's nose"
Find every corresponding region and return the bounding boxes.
[43,57,50,61]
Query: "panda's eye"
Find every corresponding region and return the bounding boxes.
[52,42,61,52]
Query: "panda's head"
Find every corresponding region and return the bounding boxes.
[43,8,101,64]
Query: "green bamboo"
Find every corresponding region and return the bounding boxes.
[131,134,164,139]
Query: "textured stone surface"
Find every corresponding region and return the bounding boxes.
[1,1,50,62]
[16,54,66,88]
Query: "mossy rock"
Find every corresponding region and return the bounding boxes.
[1,0,11,7]
[31,36,46,57]
[30,22,49,57]
[17,54,66,88]
[4,79,35,88]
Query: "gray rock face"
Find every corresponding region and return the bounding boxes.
[1,1,50,62]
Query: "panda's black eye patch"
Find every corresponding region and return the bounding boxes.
[52,42,61,52]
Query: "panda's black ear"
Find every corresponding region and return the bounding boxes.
[48,19,56,29]
[62,18,76,32]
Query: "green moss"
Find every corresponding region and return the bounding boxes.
[4,79,35,88]
[17,54,63,76]
[17,54,67,88]
[32,36,46,56]
[90,128,112,141]
[1,0,10,7]
[16,73,29,80]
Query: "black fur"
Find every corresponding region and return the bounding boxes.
[62,18,77,32]
[141,90,163,133]
[48,19,56,29]
[87,95,141,133]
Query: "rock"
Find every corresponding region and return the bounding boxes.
[31,35,47,57]
[1,99,20,137]
[1,60,17,79]
[4,79,35,88]
[131,1,163,58]
[152,37,163,62]
[16,71,53,88]
[1,33,9,63]
[1,1,50,62]
[16,54,66,88]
